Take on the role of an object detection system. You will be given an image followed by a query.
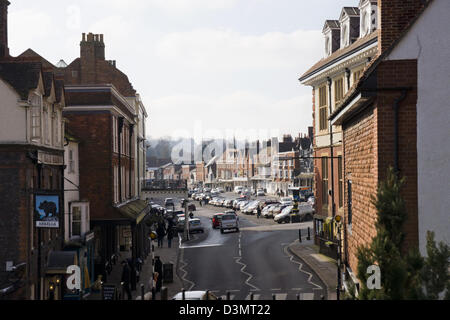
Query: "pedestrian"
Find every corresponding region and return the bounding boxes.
[121,260,132,300]
[167,227,175,248]
[157,222,166,248]
[257,206,262,219]
[199,198,203,207]
[154,256,163,293]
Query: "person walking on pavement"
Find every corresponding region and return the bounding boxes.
[167,226,175,248]
[157,222,166,248]
[154,256,163,293]
[121,260,132,300]
[257,205,262,219]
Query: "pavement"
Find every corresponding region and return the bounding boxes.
[85,237,184,300]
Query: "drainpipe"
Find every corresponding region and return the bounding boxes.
[118,117,124,203]
[326,77,336,219]
[393,90,408,173]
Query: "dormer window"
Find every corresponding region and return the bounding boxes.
[339,7,360,48]
[323,20,340,57]
[359,0,377,37]
[341,23,349,47]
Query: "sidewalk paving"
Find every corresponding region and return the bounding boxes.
[85,237,183,301]
[288,239,338,300]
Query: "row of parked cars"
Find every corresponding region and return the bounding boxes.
[208,195,315,224]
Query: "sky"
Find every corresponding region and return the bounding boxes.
[8,0,352,141]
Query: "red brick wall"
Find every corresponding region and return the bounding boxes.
[64,112,118,221]
[378,0,426,53]
[342,59,418,272]
[343,106,378,272]
[376,59,418,250]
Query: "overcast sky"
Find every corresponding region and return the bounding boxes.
[8,0,351,141]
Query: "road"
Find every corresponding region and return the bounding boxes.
[153,193,325,300]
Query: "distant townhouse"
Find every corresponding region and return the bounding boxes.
[299,0,379,249]
[329,0,449,291]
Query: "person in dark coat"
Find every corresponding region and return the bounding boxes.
[257,206,262,219]
[156,222,166,248]
[167,227,175,248]
[121,260,132,300]
[154,256,163,293]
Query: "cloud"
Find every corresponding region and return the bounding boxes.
[148,91,312,139]
[155,28,322,71]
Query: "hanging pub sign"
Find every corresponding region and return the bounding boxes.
[35,194,60,228]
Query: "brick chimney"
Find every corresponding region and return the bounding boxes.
[0,0,10,59]
[378,0,427,53]
[80,32,106,83]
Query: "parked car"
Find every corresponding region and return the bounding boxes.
[280,197,293,206]
[256,190,265,197]
[271,204,288,217]
[223,199,234,208]
[165,198,175,208]
[242,200,260,215]
[274,203,314,224]
[172,291,218,300]
[217,187,225,193]
[307,196,315,206]
[212,213,225,229]
[220,214,240,234]
[234,186,244,194]
[274,206,294,224]
[261,204,277,218]
[238,200,250,211]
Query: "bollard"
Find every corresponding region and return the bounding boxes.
[227,291,231,301]
[121,282,125,301]
[297,294,300,300]
[152,287,156,300]
[206,290,210,301]
[299,229,302,243]
[161,287,168,301]
[182,288,186,300]
[272,294,276,301]
[141,284,145,301]
[307,227,311,241]
[250,293,254,301]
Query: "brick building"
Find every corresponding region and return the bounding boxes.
[299,0,379,250]
[0,0,68,300]
[54,33,150,289]
[330,0,448,292]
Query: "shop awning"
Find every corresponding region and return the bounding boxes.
[117,200,150,225]
[46,251,78,275]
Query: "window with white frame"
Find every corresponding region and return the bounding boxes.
[71,206,82,237]
[31,94,42,140]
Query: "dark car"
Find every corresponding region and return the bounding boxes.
[212,213,225,229]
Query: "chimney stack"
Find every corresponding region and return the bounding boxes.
[0,0,10,59]
[378,0,427,52]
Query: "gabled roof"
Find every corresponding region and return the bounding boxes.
[18,49,56,71]
[359,0,378,7]
[0,61,42,99]
[340,7,360,21]
[323,20,340,33]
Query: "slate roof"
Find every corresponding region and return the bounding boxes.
[299,30,378,82]
[0,61,42,99]
[341,7,360,18]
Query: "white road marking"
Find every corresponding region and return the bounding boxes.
[283,245,323,291]
[234,257,260,291]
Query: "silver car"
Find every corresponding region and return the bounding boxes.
[220,214,239,234]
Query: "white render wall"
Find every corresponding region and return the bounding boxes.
[0,80,26,143]
[387,0,450,255]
